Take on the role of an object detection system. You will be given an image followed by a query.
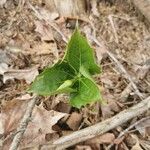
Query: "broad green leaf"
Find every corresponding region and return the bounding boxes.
[64,29,101,75]
[79,65,93,81]
[70,77,101,108]
[29,62,75,96]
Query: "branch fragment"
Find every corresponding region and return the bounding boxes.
[9,96,37,150]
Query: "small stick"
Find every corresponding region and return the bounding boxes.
[107,116,150,149]
[9,96,37,150]
[108,15,119,43]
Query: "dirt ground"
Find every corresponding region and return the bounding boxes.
[0,0,150,150]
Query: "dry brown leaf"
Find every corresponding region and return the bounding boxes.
[0,63,8,75]
[75,145,92,150]
[21,106,67,148]
[95,45,108,63]
[0,99,28,136]
[35,21,54,42]
[32,42,58,56]
[0,0,6,7]
[54,102,71,114]
[131,134,143,150]
[0,50,11,64]
[33,21,58,57]
[37,7,59,22]
[66,112,83,130]
[3,67,39,84]
[135,117,150,137]
[0,99,67,149]
[86,133,115,144]
[101,99,121,119]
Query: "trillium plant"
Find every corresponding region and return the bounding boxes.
[29,28,102,108]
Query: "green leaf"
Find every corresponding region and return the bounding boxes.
[29,62,75,96]
[70,77,101,108]
[64,29,101,75]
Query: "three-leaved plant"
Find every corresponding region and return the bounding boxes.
[29,28,102,108]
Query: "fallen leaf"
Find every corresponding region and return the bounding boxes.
[75,145,92,150]
[3,67,39,84]
[0,63,8,75]
[0,0,6,7]
[32,42,58,56]
[54,102,71,113]
[34,21,58,57]
[131,134,143,150]
[21,106,67,148]
[86,133,115,144]
[38,7,59,22]
[0,50,11,64]
[95,45,108,63]
[35,21,54,42]
[0,99,67,149]
[66,112,83,130]
[135,117,150,137]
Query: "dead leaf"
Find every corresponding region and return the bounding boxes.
[0,99,28,136]
[3,67,39,84]
[0,50,11,64]
[135,117,150,137]
[0,0,6,7]
[101,91,121,119]
[54,102,71,113]
[32,42,58,57]
[75,145,92,150]
[38,7,59,22]
[0,63,8,75]
[95,45,108,63]
[0,99,67,149]
[66,112,83,130]
[131,134,143,150]
[21,106,66,148]
[35,21,54,42]
[86,133,115,144]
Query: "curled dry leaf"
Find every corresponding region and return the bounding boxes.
[0,99,67,149]
[66,112,83,131]
[3,67,39,84]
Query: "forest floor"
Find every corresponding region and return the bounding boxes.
[0,0,150,150]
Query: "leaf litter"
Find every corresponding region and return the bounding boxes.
[0,0,150,149]
[0,98,67,149]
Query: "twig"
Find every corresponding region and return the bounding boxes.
[120,83,133,102]
[107,116,150,149]
[108,15,119,43]
[9,96,37,150]
[39,96,150,150]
